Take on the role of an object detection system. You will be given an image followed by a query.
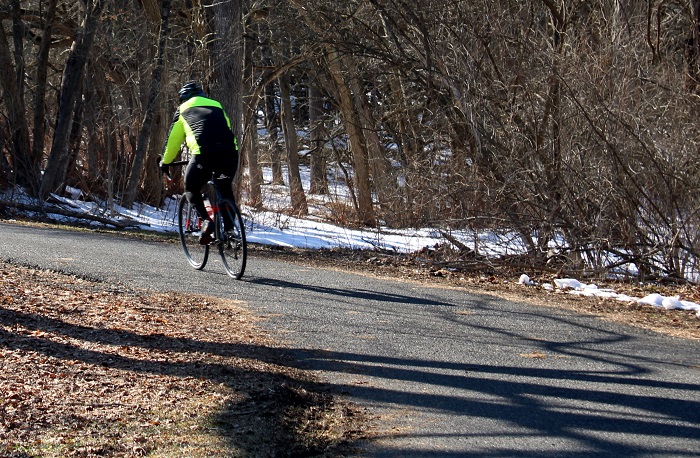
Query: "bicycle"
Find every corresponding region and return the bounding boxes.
[164,160,247,279]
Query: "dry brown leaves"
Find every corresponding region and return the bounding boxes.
[0,262,367,458]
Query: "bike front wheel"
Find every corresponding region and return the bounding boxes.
[178,194,209,270]
[216,198,247,279]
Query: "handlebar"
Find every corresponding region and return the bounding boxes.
[163,161,190,183]
[161,160,188,182]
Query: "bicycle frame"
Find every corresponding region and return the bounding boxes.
[165,159,247,279]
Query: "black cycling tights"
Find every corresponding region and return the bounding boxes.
[184,152,237,223]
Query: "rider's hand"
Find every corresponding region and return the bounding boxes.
[159,163,170,175]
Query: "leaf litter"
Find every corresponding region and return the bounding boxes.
[0,261,368,457]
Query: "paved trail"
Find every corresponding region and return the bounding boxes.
[1,222,699,457]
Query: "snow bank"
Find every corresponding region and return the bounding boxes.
[526,277,700,317]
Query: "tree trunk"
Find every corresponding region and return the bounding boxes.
[308,81,328,195]
[325,49,375,226]
[243,22,263,209]
[261,36,284,186]
[264,79,284,185]
[0,7,34,191]
[279,72,308,215]
[11,0,25,108]
[244,113,263,208]
[123,0,171,208]
[207,0,243,198]
[142,102,168,206]
[346,56,392,211]
[106,116,116,216]
[61,85,86,187]
[31,0,58,170]
[41,0,103,199]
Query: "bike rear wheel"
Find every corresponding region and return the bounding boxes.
[216,198,247,279]
[178,194,209,270]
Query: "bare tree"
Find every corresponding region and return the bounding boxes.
[243,10,263,209]
[3,0,700,280]
[308,78,328,195]
[207,0,243,161]
[31,0,58,181]
[279,70,308,214]
[122,0,171,208]
[41,0,104,199]
[0,1,33,191]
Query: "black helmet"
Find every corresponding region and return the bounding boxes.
[178,81,205,102]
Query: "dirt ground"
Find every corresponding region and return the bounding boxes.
[1,232,699,457]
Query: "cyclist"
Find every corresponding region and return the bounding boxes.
[160,81,239,244]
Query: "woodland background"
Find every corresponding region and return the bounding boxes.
[1,0,700,282]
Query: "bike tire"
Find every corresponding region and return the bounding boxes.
[178,194,209,270]
[216,198,247,279]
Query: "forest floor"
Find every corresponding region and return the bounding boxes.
[1,225,698,457]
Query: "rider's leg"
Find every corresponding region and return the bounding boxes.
[213,175,235,231]
[212,148,239,231]
[184,157,212,224]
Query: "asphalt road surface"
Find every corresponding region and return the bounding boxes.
[1,222,699,457]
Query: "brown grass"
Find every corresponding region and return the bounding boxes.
[0,262,368,457]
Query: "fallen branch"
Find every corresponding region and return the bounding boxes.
[0,200,132,229]
[439,230,476,256]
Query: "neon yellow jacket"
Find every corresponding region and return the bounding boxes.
[161,96,236,164]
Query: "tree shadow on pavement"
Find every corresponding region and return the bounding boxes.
[246,275,457,308]
[4,265,699,457]
[243,275,700,457]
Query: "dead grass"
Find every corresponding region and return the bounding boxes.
[0,262,368,457]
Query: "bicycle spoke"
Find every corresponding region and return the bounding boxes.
[217,199,247,279]
[178,196,209,270]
